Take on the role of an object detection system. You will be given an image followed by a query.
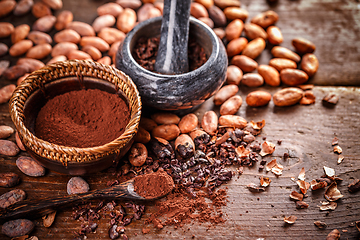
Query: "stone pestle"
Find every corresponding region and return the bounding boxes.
[154,0,191,74]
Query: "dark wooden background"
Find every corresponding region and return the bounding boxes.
[0,0,360,239]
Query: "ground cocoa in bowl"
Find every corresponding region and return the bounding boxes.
[35,88,130,148]
[134,168,175,199]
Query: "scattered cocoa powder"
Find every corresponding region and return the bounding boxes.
[134,168,175,199]
[35,88,130,148]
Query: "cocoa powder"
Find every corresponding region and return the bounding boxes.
[35,88,130,148]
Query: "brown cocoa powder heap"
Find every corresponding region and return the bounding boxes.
[134,168,175,199]
[35,88,130,148]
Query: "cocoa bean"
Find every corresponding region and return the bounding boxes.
[92,14,116,33]
[128,143,148,167]
[28,31,52,44]
[32,2,52,18]
[116,0,142,10]
[108,41,122,57]
[151,112,180,125]
[0,140,20,156]
[175,134,195,158]
[16,156,46,177]
[223,7,248,21]
[67,177,90,195]
[137,3,161,22]
[292,37,316,54]
[0,172,20,188]
[17,73,29,85]
[0,43,8,57]
[301,53,319,77]
[98,27,125,45]
[244,23,267,40]
[269,58,297,72]
[251,10,279,28]
[133,127,151,144]
[218,115,247,129]
[0,0,16,18]
[271,46,301,63]
[51,42,78,57]
[322,92,339,105]
[81,45,102,60]
[47,55,67,65]
[33,15,56,32]
[189,129,209,141]
[55,10,73,31]
[67,21,95,37]
[267,26,283,45]
[41,0,63,10]
[9,40,33,57]
[220,95,242,115]
[225,19,243,41]
[194,0,214,9]
[280,69,309,86]
[241,73,264,87]
[154,2,164,14]
[67,50,92,60]
[11,24,30,44]
[0,22,14,38]
[17,58,45,72]
[117,8,137,33]
[208,5,227,27]
[246,90,272,107]
[97,3,123,17]
[0,84,16,104]
[14,0,34,16]
[0,60,10,77]
[3,65,30,80]
[258,65,280,87]
[152,124,180,141]
[178,113,199,133]
[80,36,110,52]
[0,125,14,139]
[26,43,52,59]
[231,55,258,72]
[1,219,34,238]
[213,85,239,105]
[0,189,26,209]
[139,117,158,131]
[15,132,26,151]
[213,28,225,39]
[201,111,218,135]
[226,65,243,85]
[98,56,112,65]
[190,2,209,18]
[199,17,214,28]
[242,37,266,59]
[226,37,248,57]
[273,87,304,107]
[214,0,240,9]
[54,29,81,43]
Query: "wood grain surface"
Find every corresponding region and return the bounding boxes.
[0,0,359,239]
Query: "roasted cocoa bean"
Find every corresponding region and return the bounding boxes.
[218,115,247,129]
[3,65,30,80]
[151,113,180,125]
[134,127,151,144]
[52,42,78,57]
[16,156,46,177]
[97,3,123,17]
[301,53,319,77]
[26,43,52,59]
[0,43,8,57]
[201,111,218,135]
[178,113,198,133]
[190,2,209,18]
[82,45,102,60]
[0,60,9,78]
[137,3,162,22]
[194,0,214,9]
[32,15,57,32]
[225,19,243,41]
[226,65,243,85]
[0,139,20,156]
[220,95,242,115]
[14,0,34,16]
[80,36,110,52]
[54,29,81,43]
[269,58,297,72]
[280,69,309,86]
[292,37,316,54]
[258,65,280,87]
[42,0,63,10]
[299,90,316,105]
[67,50,92,60]
[0,172,20,188]
[0,0,16,18]
[97,56,111,65]
[273,87,304,107]
[9,40,33,57]
[189,129,209,141]
[242,38,266,59]
[0,22,14,38]
[214,0,240,9]
[0,189,26,208]
[17,58,45,72]
[128,143,148,167]
[0,125,14,139]
[244,23,267,40]
[152,124,180,141]
[98,27,125,45]
[322,92,339,105]
[93,14,116,33]
[271,46,300,62]
[199,17,214,28]
[1,219,34,238]
[241,73,264,87]
[67,21,95,37]
[15,132,26,151]
[231,55,258,72]
[11,24,30,44]
[226,37,248,57]
[47,55,67,65]
[117,8,137,33]
[116,0,142,10]
[223,7,248,21]
[27,31,52,45]
[267,26,283,45]
[67,177,90,195]
[208,5,227,27]
[139,117,158,132]
[348,179,360,193]
[246,90,272,107]
[213,85,239,105]
[175,134,195,158]
[213,28,225,39]
[251,10,279,28]
[32,2,52,18]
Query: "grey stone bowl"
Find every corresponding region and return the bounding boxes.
[115,16,228,111]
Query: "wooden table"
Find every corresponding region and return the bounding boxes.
[1,0,359,239]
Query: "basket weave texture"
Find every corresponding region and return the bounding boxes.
[10,60,142,165]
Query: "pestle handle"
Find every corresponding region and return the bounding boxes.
[154,0,191,74]
[0,179,145,222]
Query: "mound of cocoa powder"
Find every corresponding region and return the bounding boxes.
[35,88,130,148]
[134,168,175,199]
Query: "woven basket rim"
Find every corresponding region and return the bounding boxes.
[10,60,142,164]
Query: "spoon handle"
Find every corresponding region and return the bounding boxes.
[0,180,143,222]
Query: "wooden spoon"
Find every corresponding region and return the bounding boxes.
[0,178,167,222]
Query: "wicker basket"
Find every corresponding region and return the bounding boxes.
[10,60,141,171]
